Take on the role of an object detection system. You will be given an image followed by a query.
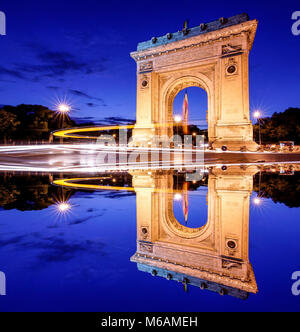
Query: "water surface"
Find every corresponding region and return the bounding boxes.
[0,167,299,312]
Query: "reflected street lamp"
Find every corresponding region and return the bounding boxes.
[174,193,182,201]
[253,197,261,205]
[56,202,71,213]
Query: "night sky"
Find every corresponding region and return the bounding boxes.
[0,0,300,124]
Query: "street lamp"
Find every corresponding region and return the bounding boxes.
[58,104,71,114]
[174,115,182,123]
[57,103,71,127]
[253,111,262,146]
[174,115,182,139]
[56,103,71,143]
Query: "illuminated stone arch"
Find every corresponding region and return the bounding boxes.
[130,13,258,150]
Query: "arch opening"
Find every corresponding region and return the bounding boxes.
[162,75,213,144]
[172,86,208,143]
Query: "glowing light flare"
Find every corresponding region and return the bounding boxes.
[174,115,182,123]
[253,111,261,119]
[56,202,71,213]
[57,103,71,114]
[174,193,183,201]
[253,197,262,205]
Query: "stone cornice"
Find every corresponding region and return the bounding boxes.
[132,252,258,293]
[131,20,258,62]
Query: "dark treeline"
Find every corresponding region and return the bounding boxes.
[253,172,300,208]
[253,107,300,144]
[0,173,133,211]
[0,104,94,143]
[0,174,65,211]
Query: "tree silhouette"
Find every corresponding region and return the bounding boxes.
[254,172,300,208]
[0,104,77,141]
[253,108,300,144]
[0,109,20,143]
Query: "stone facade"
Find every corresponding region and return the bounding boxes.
[131,14,258,151]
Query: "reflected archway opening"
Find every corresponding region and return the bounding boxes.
[173,174,208,229]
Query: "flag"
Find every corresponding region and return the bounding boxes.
[182,90,189,134]
[182,182,189,225]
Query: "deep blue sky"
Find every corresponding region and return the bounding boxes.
[0,0,300,124]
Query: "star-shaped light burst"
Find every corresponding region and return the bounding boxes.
[57,103,71,114]
[50,188,74,221]
[56,202,71,213]
[253,111,261,119]
[53,95,73,115]
[52,97,73,129]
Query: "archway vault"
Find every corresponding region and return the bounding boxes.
[161,74,212,138]
[131,13,258,151]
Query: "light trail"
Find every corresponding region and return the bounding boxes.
[52,125,136,139]
[52,178,205,195]
[0,160,299,174]
[0,143,281,155]
[53,177,136,192]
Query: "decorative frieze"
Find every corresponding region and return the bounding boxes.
[222,43,242,55]
[131,29,253,62]
[139,61,153,73]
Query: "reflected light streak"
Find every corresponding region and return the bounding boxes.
[52,178,189,196]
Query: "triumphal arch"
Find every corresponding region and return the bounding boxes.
[131,13,258,150]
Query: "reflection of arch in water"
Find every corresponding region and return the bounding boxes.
[131,167,258,298]
[51,167,259,297]
[163,178,212,240]
[172,187,208,229]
